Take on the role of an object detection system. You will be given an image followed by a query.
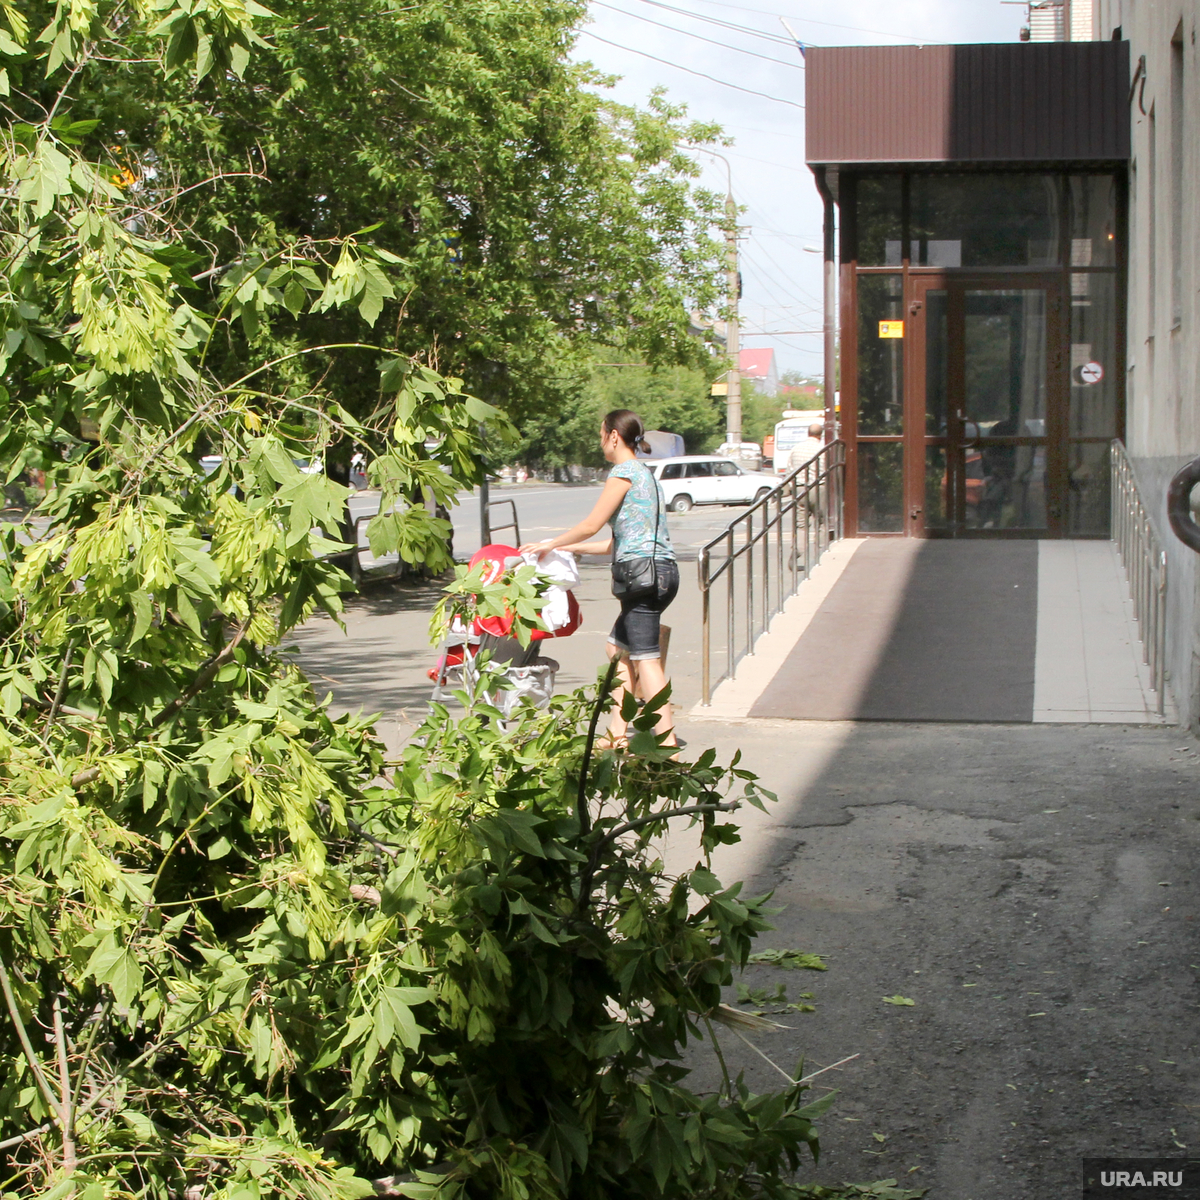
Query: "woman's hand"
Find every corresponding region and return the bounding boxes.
[516,477,631,559]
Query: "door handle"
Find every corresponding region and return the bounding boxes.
[909,505,923,519]
[909,300,923,315]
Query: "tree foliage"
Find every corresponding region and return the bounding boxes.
[514,354,726,472]
[37,0,728,464]
[0,1,836,1196]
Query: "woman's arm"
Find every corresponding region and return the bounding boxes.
[519,477,630,555]
[562,535,613,556]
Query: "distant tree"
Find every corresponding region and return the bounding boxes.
[515,355,726,471]
[74,0,730,475]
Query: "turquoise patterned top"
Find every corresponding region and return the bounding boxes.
[608,460,675,563]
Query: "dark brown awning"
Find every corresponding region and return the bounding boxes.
[805,41,1130,167]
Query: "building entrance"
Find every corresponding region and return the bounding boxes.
[843,169,1124,539]
[909,277,1063,536]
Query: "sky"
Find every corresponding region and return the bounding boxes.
[569,0,1030,379]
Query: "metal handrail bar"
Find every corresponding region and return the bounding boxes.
[1110,439,1167,715]
[485,498,520,546]
[698,440,846,705]
[348,512,405,586]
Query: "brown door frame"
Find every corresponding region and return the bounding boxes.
[904,272,1066,538]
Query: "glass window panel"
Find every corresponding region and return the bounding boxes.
[857,442,904,532]
[855,174,903,266]
[925,290,948,434]
[714,461,738,475]
[962,444,1047,530]
[964,290,1047,437]
[925,445,952,529]
[1068,175,1118,268]
[1070,272,1120,438]
[911,174,1060,267]
[856,275,905,434]
[1068,442,1112,535]
[687,462,713,477]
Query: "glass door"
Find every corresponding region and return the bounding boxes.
[908,277,1064,536]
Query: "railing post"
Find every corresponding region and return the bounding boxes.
[693,441,846,700]
[745,512,754,656]
[726,526,735,683]
[700,548,711,706]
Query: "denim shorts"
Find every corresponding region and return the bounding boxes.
[609,559,680,661]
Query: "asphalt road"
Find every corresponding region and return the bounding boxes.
[348,481,753,564]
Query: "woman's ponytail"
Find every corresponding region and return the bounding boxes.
[603,409,651,455]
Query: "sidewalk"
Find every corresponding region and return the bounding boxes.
[290,542,1200,1199]
[699,539,1167,725]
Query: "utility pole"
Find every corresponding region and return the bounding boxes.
[724,190,741,447]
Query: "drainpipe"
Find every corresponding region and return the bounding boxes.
[814,166,837,444]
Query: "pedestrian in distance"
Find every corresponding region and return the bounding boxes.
[786,421,826,473]
[519,409,679,750]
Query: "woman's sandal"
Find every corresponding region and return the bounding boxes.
[594,735,629,751]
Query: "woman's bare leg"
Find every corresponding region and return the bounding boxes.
[603,642,637,742]
[629,656,675,745]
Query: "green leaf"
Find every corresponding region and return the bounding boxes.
[376,986,425,1051]
[881,995,915,1006]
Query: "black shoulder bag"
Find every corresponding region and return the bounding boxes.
[610,463,662,601]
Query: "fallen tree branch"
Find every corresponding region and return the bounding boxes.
[598,801,740,846]
[797,1053,860,1085]
[349,884,382,906]
[0,955,62,1124]
[150,617,251,729]
[0,1123,52,1151]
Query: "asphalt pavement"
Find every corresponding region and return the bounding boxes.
[291,485,1200,1200]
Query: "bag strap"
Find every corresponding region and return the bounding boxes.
[645,462,661,557]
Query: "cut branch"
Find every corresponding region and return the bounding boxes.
[42,636,78,736]
[149,617,251,729]
[52,992,76,1171]
[577,658,620,835]
[598,801,740,845]
[0,1123,52,1152]
[0,955,62,1124]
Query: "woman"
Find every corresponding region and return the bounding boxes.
[519,410,679,748]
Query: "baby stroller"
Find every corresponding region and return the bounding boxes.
[428,543,582,719]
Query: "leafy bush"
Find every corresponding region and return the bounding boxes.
[0,626,839,1197]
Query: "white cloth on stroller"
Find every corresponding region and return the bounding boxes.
[520,548,580,634]
[466,655,560,719]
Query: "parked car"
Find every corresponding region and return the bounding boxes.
[648,456,779,513]
[715,441,764,471]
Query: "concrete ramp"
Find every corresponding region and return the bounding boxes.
[703,539,1167,725]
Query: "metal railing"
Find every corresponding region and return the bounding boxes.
[698,440,845,705]
[1111,439,1167,715]
[483,498,520,546]
[347,512,405,586]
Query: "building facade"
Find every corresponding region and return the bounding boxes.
[1089,0,1200,724]
[806,41,1129,539]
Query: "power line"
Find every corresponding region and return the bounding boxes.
[682,0,924,43]
[718,148,809,174]
[634,0,795,46]
[591,0,803,69]
[743,253,823,310]
[579,30,806,109]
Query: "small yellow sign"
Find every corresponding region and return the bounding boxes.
[878,320,904,339]
[710,382,729,396]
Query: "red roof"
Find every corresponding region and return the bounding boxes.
[739,348,775,378]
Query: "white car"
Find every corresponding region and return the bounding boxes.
[648,456,780,513]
